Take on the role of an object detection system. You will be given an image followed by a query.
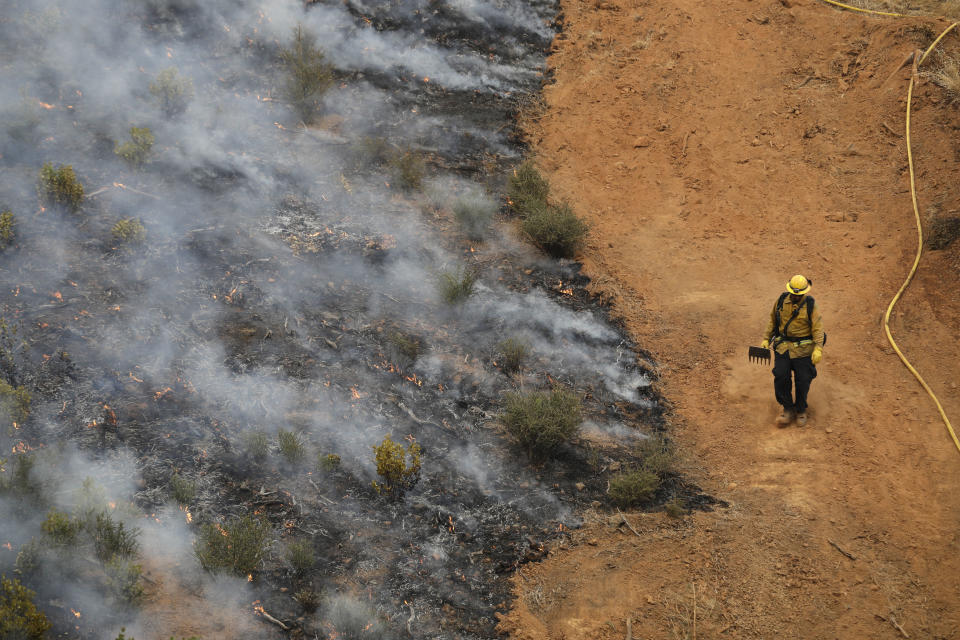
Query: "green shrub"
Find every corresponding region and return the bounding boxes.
[94,512,140,561]
[169,473,196,506]
[194,515,271,576]
[390,151,425,191]
[388,332,422,368]
[497,337,530,374]
[286,539,315,575]
[608,468,660,507]
[37,162,84,211]
[280,24,334,124]
[244,430,270,460]
[105,557,144,605]
[664,497,687,518]
[437,266,477,305]
[452,191,496,240]
[114,126,154,168]
[520,200,589,258]
[111,218,146,246]
[150,68,194,117]
[372,434,422,498]
[41,509,78,546]
[351,136,391,167]
[0,211,15,249]
[293,587,321,613]
[0,575,51,640]
[277,429,306,464]
[0,379,30,425]
[507,161,549,216]
[14,539,41,577]
[2,455,41,500]
[318,453,341,472]
[503,388,582,460]
[325,595,386,638]
[608,436,675,508]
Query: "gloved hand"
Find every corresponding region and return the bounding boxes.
[760,339,769,349]
[811,346,823,365]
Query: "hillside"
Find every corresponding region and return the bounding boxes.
[499,0,960,637]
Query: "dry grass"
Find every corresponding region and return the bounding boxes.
[926,54,960,102]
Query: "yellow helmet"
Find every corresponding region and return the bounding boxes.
[786,274,811,295]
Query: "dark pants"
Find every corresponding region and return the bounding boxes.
[773,351,817,413]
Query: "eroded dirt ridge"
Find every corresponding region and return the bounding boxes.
[0,0,710,638]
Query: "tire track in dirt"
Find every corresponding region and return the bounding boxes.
[500,0,960,637]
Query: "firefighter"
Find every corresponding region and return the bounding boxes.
[760,274,825,427]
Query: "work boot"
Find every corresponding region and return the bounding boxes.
[795,412,808,427]
[775,409,794,427]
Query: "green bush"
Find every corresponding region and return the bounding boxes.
[608,468,660,507]
[507,161,549,216]
[286,539,315,575]
[244,430,270,460]
[0,211,15,249]
[1,455,41,500]
[277,429,306,464]
[105,557,145,605]
[372,434,422,499]
[387,331,422,368]
[664,497,687,518]
[608,436,675,508]
[37,162,84,211]
[390,151,426,191]
[280,24,334,124]
[497,337,530,374]
[293,587,321,613]
[194,515,270,576]
[520,200,589,259]
[14,539,41,577]
[503,388,582,460]
[318,453,341,472]
[94,512,140,561]
[437,266,477,305]
[150,68,194,117]
[351,136,391,167]
[325,595,386,638]
[114,126,154,168]
[169,473,196,506]
[0,575,51,640]
[452,191,496,240]
[0,379,31,424]
[111,218,146,246]
[41,509,78,546]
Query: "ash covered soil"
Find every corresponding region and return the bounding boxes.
[499,0,960,638]
[0,0,719,639]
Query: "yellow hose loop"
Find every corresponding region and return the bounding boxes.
[817,0,906,18]
[885,22,960,454]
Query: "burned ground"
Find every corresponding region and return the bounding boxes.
[0,0,715,638]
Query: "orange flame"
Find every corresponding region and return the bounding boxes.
[2,542,12,551]
[38,101,55,109]
[129,372,144,383]
[71,609,81,618]
[52,291,63,302]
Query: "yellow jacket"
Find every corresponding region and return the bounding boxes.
[762,295,824,359]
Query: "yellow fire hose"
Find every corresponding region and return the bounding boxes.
[818,0,960,454]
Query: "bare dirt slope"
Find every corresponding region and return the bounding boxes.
[499,0,960,638]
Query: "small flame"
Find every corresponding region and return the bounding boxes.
[52,291,63,302]
[38,101,55,110]
[351,387,362,399]
[71,609,81,618]
[247,573,253,582]
[129,372,144,383]
[108,501,117,509]
[2,542,12,551]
